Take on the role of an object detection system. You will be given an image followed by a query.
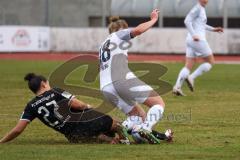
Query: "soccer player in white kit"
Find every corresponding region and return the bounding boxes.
[99,9,173,143]
[173,0,223,96]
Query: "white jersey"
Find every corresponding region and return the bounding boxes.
[99,29,133,89]
[185,3,214,41]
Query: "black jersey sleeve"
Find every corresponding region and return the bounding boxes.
[20,104,36,122]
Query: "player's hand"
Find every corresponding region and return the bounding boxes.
[151,9,160,21]
[214,27,224,33]
[193,35,200,41]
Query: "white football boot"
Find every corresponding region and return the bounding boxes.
[165,129,174,142]
[173,86,186,96]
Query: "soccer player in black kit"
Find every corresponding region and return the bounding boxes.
[0,73,130,144]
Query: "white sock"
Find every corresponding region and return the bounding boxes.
[175,67,190,89]
[190,63,212,80]
[122,116,143,131]
[141,105,164,131]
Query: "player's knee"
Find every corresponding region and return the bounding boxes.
[144,96,165,108]
[185,64,193,71]
[185,59,195,70]
[205,54,215,65]
[155,97,165,107]
[209,59,215,65]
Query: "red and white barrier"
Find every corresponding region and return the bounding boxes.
[0,26,50,52]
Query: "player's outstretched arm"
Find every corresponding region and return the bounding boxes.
[131,9,159,37]
[69,98,90,110]
[213,27,224,33]
[0,120,28,144]
[205,24,215,31]
[206,25,224,33]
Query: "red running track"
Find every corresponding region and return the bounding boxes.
[0,52,240,63]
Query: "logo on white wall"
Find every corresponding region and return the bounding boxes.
[12,29,31,47]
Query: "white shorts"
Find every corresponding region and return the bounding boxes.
[101,80,154,114]
[186,40,213,58]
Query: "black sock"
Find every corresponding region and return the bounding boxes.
[128,129,167,141]
[152,130,167,140]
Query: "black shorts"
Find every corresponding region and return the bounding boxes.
[65,109,113,143]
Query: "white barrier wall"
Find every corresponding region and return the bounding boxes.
[0,26,50,52]
[50,28,107,52]
[1,26,240,54]
[50,28,240,54]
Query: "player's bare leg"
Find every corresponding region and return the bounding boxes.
[97,134,119,144]
[174,57,195,96]
[127,105,147,120]
[121,94,165,144]
[188,55,214,91]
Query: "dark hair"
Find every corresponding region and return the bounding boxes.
[24,73,47,93]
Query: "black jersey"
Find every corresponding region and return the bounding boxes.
[20,88,75,135]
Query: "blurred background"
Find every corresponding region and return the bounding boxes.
[0,0,240,54]
[1,0,239,28]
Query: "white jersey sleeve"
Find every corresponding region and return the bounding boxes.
[184,5,201,37]
[185,3,213,41]
[115,29,132,41]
